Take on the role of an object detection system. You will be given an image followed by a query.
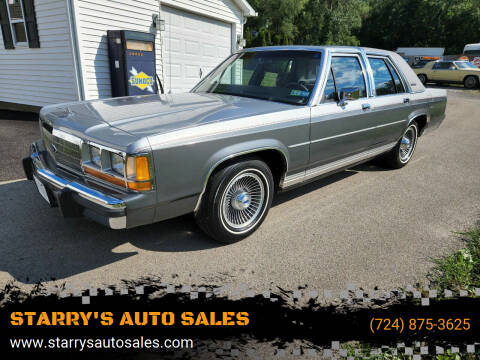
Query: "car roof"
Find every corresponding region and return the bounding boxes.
[242,45,396,56]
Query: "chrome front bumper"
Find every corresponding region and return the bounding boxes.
[23,142,127,229]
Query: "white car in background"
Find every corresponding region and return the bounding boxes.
[463,43,480,68]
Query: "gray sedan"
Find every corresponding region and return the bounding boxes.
[23,46,447,243]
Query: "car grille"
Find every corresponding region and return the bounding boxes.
[41,122,82,172]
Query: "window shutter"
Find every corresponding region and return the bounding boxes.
[0,0,14,49]
[22,0,39,48]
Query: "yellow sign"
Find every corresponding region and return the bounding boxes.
[129,71,154,91]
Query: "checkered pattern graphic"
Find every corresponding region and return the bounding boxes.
[40,282,479,314]
[31,283,479,358]
[129,341,477,358]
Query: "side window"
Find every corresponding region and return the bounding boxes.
[368,57,396,96]
[434,62,453,70]
[323,69,337,102]
[386,61,406,93]
[330,56,367,98]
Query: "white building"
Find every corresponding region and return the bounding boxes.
[0,0,256,110]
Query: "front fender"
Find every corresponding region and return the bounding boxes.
[198,139,290,197]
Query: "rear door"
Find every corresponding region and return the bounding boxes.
[366,56,411,145]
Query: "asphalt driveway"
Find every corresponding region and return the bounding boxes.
[1,90,479,293]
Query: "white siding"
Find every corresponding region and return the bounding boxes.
[74,0,245,99]
[161,0,243,24]
[73,0,162,100]
[0,0,79,107]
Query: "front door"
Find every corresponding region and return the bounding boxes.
[309,54,376,168]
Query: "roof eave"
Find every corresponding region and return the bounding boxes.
[233,0,257,17]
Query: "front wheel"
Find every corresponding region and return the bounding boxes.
[384,122,418,169]
[464,76,478,89]
[195,158,274,243]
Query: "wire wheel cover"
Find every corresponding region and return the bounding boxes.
[221,171,266,231]
[400,126,416,162]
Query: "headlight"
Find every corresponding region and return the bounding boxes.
[90,146,101,167]
[82,144,153,191]
[111,153,124,175]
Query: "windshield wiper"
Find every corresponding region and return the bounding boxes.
[211,91,303,106]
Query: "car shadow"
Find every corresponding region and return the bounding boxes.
[0,162,383,284]
[426,83,480,93]
[351,160,392,173]
[0,180,219,284]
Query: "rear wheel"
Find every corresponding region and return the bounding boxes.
[195,158,274,243]
[464,76,478,89]
[384,122,418,169]
[417,74,427,85]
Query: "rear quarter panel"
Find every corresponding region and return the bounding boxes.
[424,88,447,132]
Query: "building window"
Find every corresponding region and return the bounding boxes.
[0,0,40,49]
[6,0,28,46]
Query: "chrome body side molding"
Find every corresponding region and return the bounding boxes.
[281,142,397,189]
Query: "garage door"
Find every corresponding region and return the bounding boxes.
[161,6,233,93]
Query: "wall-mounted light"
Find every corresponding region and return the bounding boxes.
[237,34,246,49]
[152,14,165,31]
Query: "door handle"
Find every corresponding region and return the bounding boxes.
[403,98,410,104]
[362,103,371,110]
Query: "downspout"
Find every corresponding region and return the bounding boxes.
[157,0,166,93]
[66,0,85,101]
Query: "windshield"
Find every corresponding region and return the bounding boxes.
[192,51,322,105]
[455,61,478,69]
[464,50,480,56]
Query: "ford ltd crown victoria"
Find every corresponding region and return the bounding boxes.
[23,46,447,243]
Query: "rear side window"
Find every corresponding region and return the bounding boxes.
[386,61,406,93]
[368,57,406,96]
[330,56,367,98]
[433,62,453,70]
[368,58,396,96]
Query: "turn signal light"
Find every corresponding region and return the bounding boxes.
[134,156,150,181]
[84,166,126,188]
[126,155,152,191]
[127,181,152,191]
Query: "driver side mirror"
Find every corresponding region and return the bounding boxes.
[337,87,360,107]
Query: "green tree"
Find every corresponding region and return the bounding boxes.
[245,0,307,47]
[245,0,480,55]
[358,0,480,54]
[297,0,369,45]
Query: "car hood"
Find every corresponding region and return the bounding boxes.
[40,93,297,143]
